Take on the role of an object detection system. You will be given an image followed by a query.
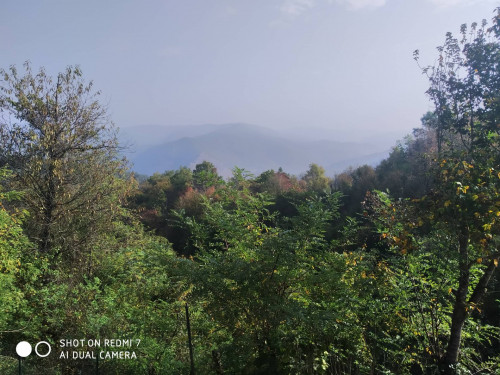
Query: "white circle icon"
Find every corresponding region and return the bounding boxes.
[16,341,32,357]
[35,341,51,357]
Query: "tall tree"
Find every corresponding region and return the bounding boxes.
[0,63,126,263]
[413,12,500,372]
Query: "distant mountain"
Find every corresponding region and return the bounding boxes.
[119,123,226,154]
[119,123,391,177]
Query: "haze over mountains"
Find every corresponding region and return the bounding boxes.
[119,123,399,177]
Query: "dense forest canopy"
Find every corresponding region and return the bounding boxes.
[0,8,499,375]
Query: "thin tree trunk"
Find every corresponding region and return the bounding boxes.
[185,303,195,375]
[443,231,469,373]
[40,161,56,253]
[468,258,498,306]
[443,232,499,373]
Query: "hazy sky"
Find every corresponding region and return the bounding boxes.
[2,0,499,141]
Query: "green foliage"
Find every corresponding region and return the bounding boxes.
[365,186,500,373]
[173,182,414,373]
[0,214,193,374]
[193,161,222,191]
[303,163,331,193]
[0,168,34,332]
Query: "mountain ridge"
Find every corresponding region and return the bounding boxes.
[120,123,391,177]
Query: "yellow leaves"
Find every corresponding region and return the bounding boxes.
[469,302,481,313]
[483,223,492,231]
[444,200,451,207]
[456,185,469,194]
[477,258,483,264]
[377,261,389,272]
[494,259,499,267]
[462,161,474,169]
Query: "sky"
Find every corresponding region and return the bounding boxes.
[2,0,499,142]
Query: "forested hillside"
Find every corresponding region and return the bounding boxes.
[0,10,499,375]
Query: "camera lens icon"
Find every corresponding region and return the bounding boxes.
[16,341,51,358]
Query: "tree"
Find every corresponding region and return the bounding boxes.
[253,169,302,195]
[303,163,330,192]
[375,127,435,200]
[192,161,222,192]
[0,63,126,264]
[411,12,500,372]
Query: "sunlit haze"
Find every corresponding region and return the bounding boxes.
[2,0,499,143]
